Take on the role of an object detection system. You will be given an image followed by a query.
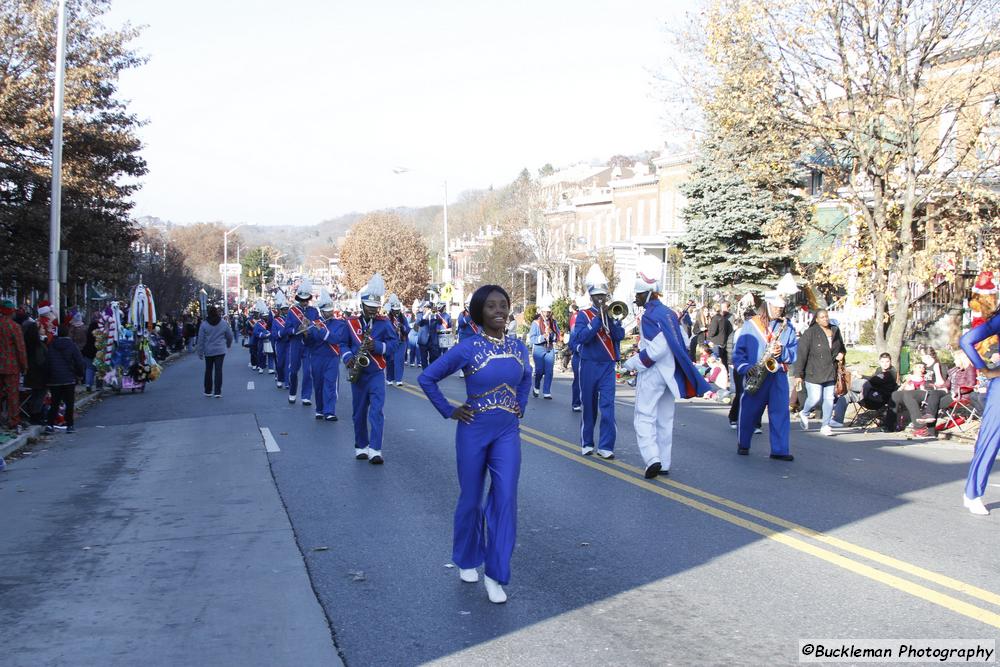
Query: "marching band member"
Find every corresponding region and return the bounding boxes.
[283,279,317,406]
[420,301,453,365]
[568,296,587,412]
[623,255,710,478]
[572,265,625,458]
[252,299,272,375]
[528,296,559,398]
[247,305,261,372]
[272,291,290,389]
[342,273,398,463]
[417,301,432,368]
[418,284,532,604]
[732,291,799,461]
[309,289,348,422]
[385,294,410,387]
[960,303,1000,515]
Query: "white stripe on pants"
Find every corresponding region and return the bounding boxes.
[633,369,676,469]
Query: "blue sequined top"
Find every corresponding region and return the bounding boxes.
[418,334,533,418]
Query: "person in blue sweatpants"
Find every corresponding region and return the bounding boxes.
[732,291,799,460]
[960,304,1000,515]
[571,264,625,458]
[284,280,317,406]
[528,297,558,398]
[252,299,272,376]
[385,294,410,386]
[309,291,348,421]
[272,294,290,389]
[342,273,398,463]
[418,284,532,604]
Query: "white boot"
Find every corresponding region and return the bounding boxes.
[459,568,478,583]
[484,576,507,604]
[964,494,990,516]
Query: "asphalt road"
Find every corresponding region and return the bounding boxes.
[2,348,998,666]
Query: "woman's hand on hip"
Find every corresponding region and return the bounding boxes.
[451,404,475,424]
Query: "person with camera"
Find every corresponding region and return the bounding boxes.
[570,264,625,459]
[795,309,846,436]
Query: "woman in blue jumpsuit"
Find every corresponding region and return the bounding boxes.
[418,285,532,604]
[960,307,1000,515]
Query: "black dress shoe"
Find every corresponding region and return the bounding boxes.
[737,447,749,455]
[644,461,661,479]
[769,454,794,461]
[325,415,338,422]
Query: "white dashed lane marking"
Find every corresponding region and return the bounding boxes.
[247,381,255,390]
[260,427,280,452]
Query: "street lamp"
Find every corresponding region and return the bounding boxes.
[393,167,450,283]
[223,224,244,317]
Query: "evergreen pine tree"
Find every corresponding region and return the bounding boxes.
[675,126,803,292]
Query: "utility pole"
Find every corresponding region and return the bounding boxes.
[48,0,68,314]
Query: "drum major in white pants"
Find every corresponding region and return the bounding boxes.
[633,368,677,470]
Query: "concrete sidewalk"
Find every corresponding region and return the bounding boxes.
[0,410,341,666]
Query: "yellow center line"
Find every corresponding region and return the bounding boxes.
[394,381,1000,628]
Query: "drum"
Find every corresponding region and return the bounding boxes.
[439,333,456,349]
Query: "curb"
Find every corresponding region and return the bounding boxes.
[0,388,106,460]
[0,350,188,461]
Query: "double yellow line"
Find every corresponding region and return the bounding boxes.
[393,381,1000,629]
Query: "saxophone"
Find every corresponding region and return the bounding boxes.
[744,317,788,395]
[348,333,372,384]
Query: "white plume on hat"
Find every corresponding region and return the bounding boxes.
[634,253,662,293]
[584,263,610,295]
[776,272,799,296]
[253,298,268,313]
[538,294,554,311]
[296,278,313,300]
[387,293,403,310]
[764,290,786,308]
[360,272,386,307]
[317,288,334,311]
[273,290,287,308]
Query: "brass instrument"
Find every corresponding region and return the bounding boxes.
[744,317,789,395]
[600,300,630,329]
[348,332,373,384]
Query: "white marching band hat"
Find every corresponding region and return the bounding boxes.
[387,293,403,310]
[317,288,334,311]
[253,298,268,314]
[584,263,610,295]
[360,273,386,307]
[634,253,662,293]
[763,290,786,308]
[296,278,314,301]
[273,290,287,308]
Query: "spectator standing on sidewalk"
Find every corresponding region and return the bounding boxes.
[0,299,28,437]
[21,319,48,425]
[197,306,234,398]
[44,325,85,434]
[707,301,734,368]
[82,315,99,391]
[796,309,846,436]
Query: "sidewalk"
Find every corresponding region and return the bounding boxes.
[0,355,341,666]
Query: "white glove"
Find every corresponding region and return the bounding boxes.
[623,355,642,372]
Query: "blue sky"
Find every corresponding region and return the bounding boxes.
[105,0,689,226]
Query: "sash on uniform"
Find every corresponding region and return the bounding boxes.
[750,316,788,372]
[581,309,616,360]
[289,305,307,334]
[347,318,386,369]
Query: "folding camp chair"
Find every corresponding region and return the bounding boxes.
[935,388,982,434]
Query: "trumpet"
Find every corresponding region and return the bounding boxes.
[601,300,630,330]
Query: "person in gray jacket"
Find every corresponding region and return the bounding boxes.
[197,306,234,397]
